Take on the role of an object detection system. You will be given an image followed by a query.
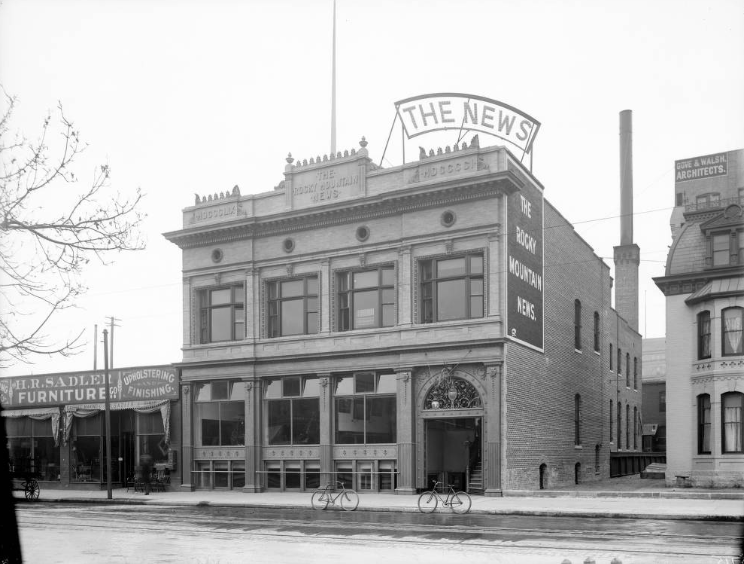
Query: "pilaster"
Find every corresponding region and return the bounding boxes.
[180,383,194,491]
[395,370,416,494]
[397,247,412,327]
[242,378,262,492]
[484,362,503,496]
[318,374,333,487]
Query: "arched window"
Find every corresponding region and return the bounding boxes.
[698,311,711,359]
[722,392,743,453]
[574,300,582,350]
[609,344,613,370]
[625,352,630,387]
[722,307,743,356]
[698,394,711,454]
[633,357,638,390]
[625,403,630,449]
[574,394,582,446]
[609,400,613,442]
[617,403,622,449]
[593,312,600,352]
[633,406,638,450]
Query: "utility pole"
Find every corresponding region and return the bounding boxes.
[103,329,113,500]
[108,316,121,369]
[93,324,98,370]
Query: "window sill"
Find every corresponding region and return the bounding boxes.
[574,349,583,354]
[574,445,583,450]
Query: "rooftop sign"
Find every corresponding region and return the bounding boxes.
[674,152,728,183]
[395,93,540,156]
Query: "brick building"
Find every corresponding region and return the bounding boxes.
[641,337,666,452]
[164,129,641,494]
[654,149,744,487]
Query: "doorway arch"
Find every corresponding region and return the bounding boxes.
[416,369,486,492]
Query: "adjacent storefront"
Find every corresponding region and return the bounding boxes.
[1,365,181,489]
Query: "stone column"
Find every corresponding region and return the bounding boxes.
[243,378,262,492]
[180,383,194,491]
[484,362,503,496]
[318,374,333,487]
[395,370,416,495]
[397,247,412,327]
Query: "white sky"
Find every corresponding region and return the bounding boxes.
[1,0,743,377]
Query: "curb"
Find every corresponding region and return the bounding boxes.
[504,489,744,501]
[18,496,744,522]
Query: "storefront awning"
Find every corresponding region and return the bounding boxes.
[642,424,658,436]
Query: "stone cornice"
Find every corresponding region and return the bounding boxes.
[164,172,519,249]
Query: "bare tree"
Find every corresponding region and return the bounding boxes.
[0,91,145,367]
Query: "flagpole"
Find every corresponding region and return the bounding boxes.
[330,0,337,155]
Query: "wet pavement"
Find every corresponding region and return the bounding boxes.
[13,474,744,521]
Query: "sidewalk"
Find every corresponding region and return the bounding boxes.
[13,475,744,522]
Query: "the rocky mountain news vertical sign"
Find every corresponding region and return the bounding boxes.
[507,182,544,351]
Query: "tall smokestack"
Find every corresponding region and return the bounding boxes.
[614,109,640,332]
[619,110,633,246]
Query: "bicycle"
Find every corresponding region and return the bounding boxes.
[311,480,360,511]
[417,480,471,514]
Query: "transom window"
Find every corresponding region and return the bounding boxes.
[337,266,395,331]
[268,276,319,337]
[199,285,244,343]
[420,253,484,323]
[334,372,396,444]
[722,307,743,356]
[265,376,320,445]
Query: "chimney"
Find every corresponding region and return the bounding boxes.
[613,110,640,332]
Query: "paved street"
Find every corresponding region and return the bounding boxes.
[14,501,744,564]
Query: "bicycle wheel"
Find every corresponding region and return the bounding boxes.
[340,489,359,511]
[450,491,471,514]
[311,490,329,510]
[24,479,40,501]
[417,491,438,513]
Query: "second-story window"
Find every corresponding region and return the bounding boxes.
[633,357,638,389]
[420,253,484,323]
[574,300,582,350]
[267,276,319,337]
[593,311,600,352]
[625,352,630,387]
[199,285,244,343]
[698,311,712,359]
[337,266,395,331]
[722,307,743,356]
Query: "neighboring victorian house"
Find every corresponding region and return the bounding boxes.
[654,149,744,487]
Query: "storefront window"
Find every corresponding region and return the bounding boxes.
[194,380,245,447]
[138,411,167,466]
[335,373,396,444]
[72,415,101,482]
[265,377,320,445]
[5,417,60,481]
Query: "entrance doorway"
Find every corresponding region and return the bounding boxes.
[425,418,481,492]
